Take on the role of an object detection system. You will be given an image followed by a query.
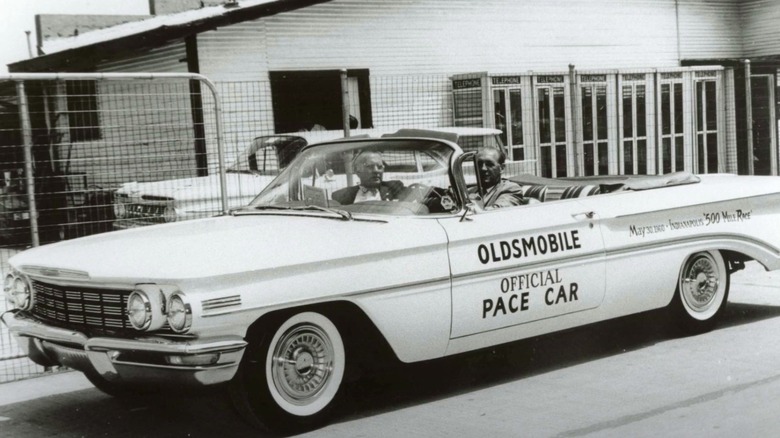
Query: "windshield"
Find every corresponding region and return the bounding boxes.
[250,139,459,216]
[228,135,308,175]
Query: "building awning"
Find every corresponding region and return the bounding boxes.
[9,0,330,72]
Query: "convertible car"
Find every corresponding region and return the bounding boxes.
[111,126,514,228]
[3,134,780,432]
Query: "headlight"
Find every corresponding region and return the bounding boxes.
[3,274,13,297]
[162,206,177,223]
[3,271,33,310]
[127,291,152,330]
[167,293,192,333]
[113,202,127,219]
[127,287,167,331]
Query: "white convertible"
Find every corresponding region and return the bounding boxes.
[111,127,515,228]
[4,134,780,432]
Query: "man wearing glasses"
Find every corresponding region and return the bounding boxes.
[332,151,405,205]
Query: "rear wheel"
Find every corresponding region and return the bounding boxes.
[230,311,346,433]
[670,250,730,334]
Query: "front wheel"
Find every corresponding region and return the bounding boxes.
[230,311,346,433]
[670,250,730,334]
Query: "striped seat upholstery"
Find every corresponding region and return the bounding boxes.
[521,185,548,201]
[520,184,600,202]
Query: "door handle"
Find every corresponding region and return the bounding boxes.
[572,211,596,220]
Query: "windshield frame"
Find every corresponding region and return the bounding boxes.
[227,134,309,175]
[246,137,468,218]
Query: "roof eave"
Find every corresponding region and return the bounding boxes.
[9,0,331,73]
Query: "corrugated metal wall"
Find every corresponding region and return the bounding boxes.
[198,0,688,77]
[63,41,200,188]
[198,22,272,173]
[97,41,189,73]
[198,21,269,82]
[678,0,743,60]
[741,0,780,57]
[195,0,755,141]
[261,0,682,74]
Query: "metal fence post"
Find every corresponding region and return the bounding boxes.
[15,80,40,247]
[568,64,580,177]
[743,59,754,175]
[340,69,351,138]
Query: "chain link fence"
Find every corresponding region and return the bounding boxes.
[0,72,469,382]
[0,66,734,383]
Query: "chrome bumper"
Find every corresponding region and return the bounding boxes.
[1,310,247,387]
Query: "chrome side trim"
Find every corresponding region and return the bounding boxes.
[200,275,453,317]
[19,265,90,280]
[605,233,780,258]
[202,295,242,313]
[450,250,606,282]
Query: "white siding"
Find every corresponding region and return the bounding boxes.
[678,0,743,60]
[96,41,189,73]
[741,0,780,57]
[63,40,199,187]
[263,0,682,74]
[198,25,272,171]
[193,0,760,166]
[196,0,701,78]
[198,21,269,82]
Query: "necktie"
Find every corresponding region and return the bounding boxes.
[361,187,379,197]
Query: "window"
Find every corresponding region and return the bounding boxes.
[695,80,718,173]
[269,70,372,133]
[66,80,101,142]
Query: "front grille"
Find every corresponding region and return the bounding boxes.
[32,281,132,330]
[142,195,174,202]
[125,203,167,221]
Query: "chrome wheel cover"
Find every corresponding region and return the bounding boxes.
[271,323,335,407]
[680,253,721,315]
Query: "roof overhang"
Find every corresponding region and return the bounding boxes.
[682,56,780,71]
[9,0,331,73]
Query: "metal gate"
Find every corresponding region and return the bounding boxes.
[0,72,226,382]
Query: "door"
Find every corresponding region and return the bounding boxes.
[619,73,655,175]
[657,73,686,174]
[751,74,777,176]
[438,201,606,343]
[579,74,616,176]
[534,75,572,178]
[493,87,526,161]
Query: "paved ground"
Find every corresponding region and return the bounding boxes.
[1,262,780,437]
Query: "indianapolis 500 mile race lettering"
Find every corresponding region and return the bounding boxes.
[477,229,582,265]
[482,269,579,319]
[629,209,753,238]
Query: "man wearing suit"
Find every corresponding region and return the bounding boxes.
[331,151,405,205]
[469,148,525,209]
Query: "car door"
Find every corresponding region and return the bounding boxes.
[437,199,606,350]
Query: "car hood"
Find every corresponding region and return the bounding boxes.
[11,214,445,282]
[117,173,276,202]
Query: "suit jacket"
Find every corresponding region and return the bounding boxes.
[469,179,525,209]
[332,180,405,205]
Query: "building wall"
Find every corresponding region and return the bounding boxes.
[741,0,780,58]
[58,40,199,188]
[198,0,752,79]
[677,0,743,60]
[195,0,750,165]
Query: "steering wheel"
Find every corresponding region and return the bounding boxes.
[404,183,450,213]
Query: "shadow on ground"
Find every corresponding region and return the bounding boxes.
[1,301,778,438]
